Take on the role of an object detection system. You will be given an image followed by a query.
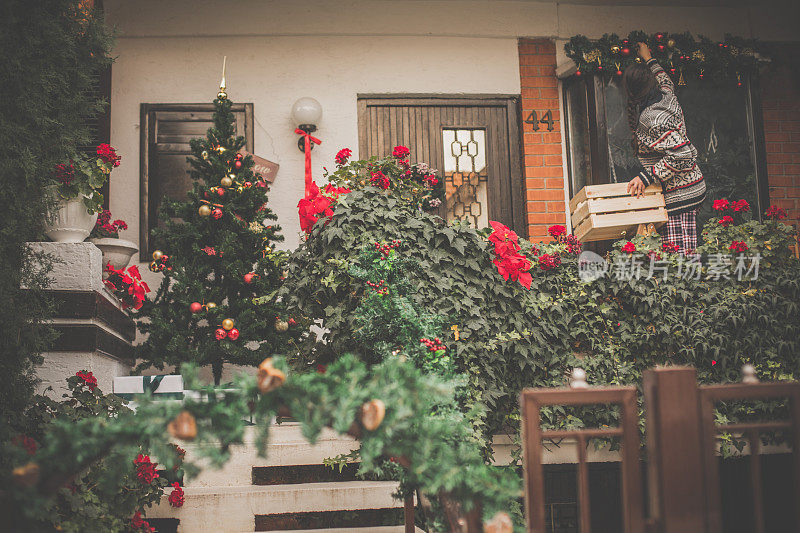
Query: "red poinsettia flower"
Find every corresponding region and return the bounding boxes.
[621,241,636,253]
[732,199,750,213]
[168,482,185,508]
[712,198,730,211]
[718,215,734,227]
[76,370,98,390]
[334,148,352,166]
[323,183,351,198]
[729,241,749,253]
[548,225,567,238]
[392,145,410,159]
[765,205,787,220]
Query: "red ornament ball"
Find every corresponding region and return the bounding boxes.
[217,187,225,196]
[215,328,227,340]
[669,68,676,74]
[575,70,582,77]
[235,152,243,160]
[189,302,203,313]
[234,160,242,169]
[244,272,255,283]
[655,32,664,41]
[212,208,223,219]
[657,44,665,52]
[227,328,240,340]
[616,70,623,76]
[621,47,631,56]
[244,181,252,188]
[288,318,297,325]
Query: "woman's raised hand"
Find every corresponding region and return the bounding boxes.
[637,42,652,61]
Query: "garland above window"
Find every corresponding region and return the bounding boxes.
[564,32,768,86]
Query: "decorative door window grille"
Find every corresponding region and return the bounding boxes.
[442,128,488,228]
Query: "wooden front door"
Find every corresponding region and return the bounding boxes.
[357,95,525,236]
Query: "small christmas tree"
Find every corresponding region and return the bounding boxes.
[137,75,297,384]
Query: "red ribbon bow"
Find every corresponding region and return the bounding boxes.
[295,128,322,195]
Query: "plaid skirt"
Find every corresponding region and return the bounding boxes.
[660,210,698,254]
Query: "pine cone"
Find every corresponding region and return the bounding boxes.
[12,462,40,488]
[167,411,198,441]
[360,399,386,431]
[257,358,286,394]
[484,512,513,533]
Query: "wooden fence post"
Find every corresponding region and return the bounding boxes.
[643,366,707,533]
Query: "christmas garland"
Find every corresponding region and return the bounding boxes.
[565,32,767,85]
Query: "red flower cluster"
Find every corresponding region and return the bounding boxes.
[718,215,734,227]
[96,143,121,167]
[12,434,37,455]
[392,145,410,159]
[103,264,150,310]
[621,241,636,253]
[168,482,185,508]
[201,246,217,256]
[54,161,75,186]
[298,183,351,233]
[134,454,159,485]
[373,239,401,258]
[548,225,567,238]
[420,337,446,352]
[538,253,561,271]
[712,198,730,211]
[564,234,582,255]
[662,240,680,253]
[335,148,352,166]
[732,199,749,212]
[131,511,155,533]
[94,209,128,237]
[316,364,327,374]
[423,174,438,187]
[370,171,390,190]
[729,241,749,253]
[765,205,788,220]
[366,279,389,295]
[76,370,98,390]
[488,221,532,289]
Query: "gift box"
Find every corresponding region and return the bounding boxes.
[113,374,184,401]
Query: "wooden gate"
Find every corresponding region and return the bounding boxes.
[520,366,800,533]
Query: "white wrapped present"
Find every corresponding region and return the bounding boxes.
[113,374,184,401]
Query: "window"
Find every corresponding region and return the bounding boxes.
[562,75,769,230]
[139,103,253,259]
[357,95,526,235]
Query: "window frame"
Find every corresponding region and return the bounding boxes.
[561,74,770,219]
[138,103,254,260]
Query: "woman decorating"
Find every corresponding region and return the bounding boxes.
[624,42,706,253]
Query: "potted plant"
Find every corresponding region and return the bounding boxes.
[45,143,121,243]
[89,209,138,270]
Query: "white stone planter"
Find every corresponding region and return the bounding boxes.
[90,237,138,270]
[45,196,98,243]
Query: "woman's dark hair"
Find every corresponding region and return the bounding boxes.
[623,62,657,152]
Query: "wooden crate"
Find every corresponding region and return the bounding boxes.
[569,183,668,242]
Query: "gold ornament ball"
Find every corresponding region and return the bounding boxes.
[152,250,164,261]
[220,176,233,187]
[222,318,235,331]
[201,150,209,160]
[667,39,676,48]
[217,90,227,100]
[217,146,226,153]
[275,319,289,332]
[610,45,621,54]
[206,302,217,309]
[198,205,212,217]
[148,261,160,273]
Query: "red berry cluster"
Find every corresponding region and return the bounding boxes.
[366,279,388,295]
[420,337,446,352]
[373,239,401,258]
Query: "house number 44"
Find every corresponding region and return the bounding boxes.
[525,110,554,132]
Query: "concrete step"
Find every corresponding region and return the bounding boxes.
[266,528,424,533]
[147,481,403,532]
[184,423,359,488]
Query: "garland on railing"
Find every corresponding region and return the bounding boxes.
[564,32,768,85]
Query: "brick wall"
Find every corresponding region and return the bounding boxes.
[518,38,565,240]
[762,63,800,229]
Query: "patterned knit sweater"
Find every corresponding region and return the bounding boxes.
[633,59,706,215]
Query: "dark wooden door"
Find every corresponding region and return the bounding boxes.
[139,103,253,259]
[357,95,525,236]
